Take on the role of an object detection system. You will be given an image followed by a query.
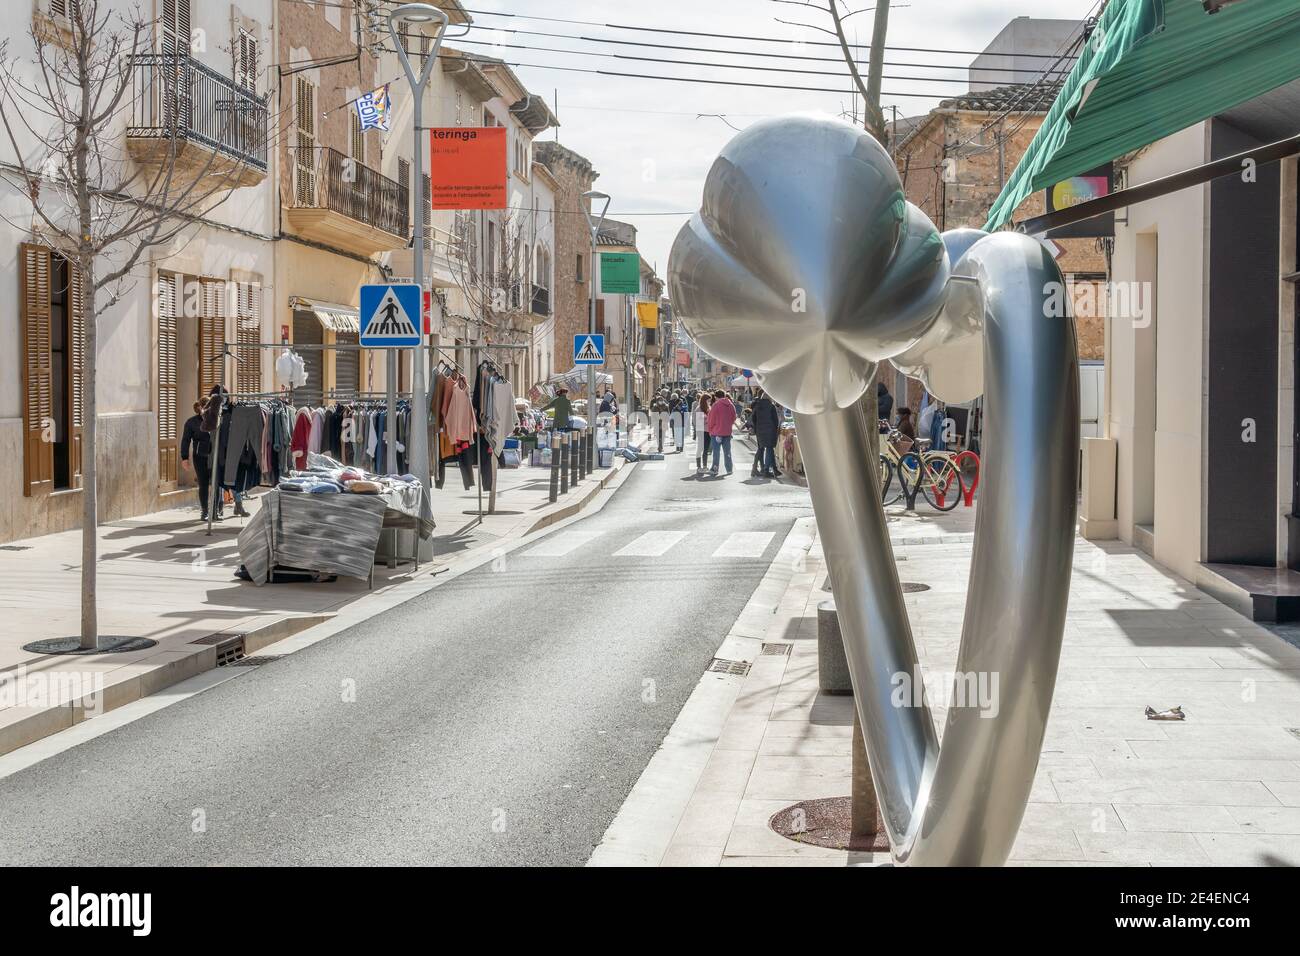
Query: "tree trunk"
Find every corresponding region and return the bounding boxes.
[79,258,98,649]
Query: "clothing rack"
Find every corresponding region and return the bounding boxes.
[467,343,529,520]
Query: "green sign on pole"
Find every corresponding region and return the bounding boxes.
[600,253,641,295]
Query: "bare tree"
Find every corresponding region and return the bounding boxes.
[0,0,267,649]
[448,209,537,347]
[772,1,892,142]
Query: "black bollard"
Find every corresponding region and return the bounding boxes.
[548,430,559,503]
[560,432,569,495]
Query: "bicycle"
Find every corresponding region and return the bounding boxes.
[878,425,964,511]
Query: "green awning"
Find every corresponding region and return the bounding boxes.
[985,0,1300,231]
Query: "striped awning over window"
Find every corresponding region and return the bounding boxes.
[985,0,1300,231]
[292,297,360,334]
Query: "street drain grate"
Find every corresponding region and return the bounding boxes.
[762,643,793,656]
[646,505,704,513]
[198,633,247,667]
[228,655,285,667]
[901,582,931,593]
[0,545,31,551]
[1287,728,1300,741]
[706,658,752,677]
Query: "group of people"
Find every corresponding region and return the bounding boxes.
[179,387,252,523]
[640,383,785,480]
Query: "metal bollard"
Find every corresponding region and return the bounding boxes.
[578,432,588,480]
[548,430,559,503]
[570,430,579,487]
[560,432,570,495]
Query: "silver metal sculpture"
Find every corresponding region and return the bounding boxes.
[669,114,1079,866]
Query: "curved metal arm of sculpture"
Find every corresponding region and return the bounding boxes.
[668,115,1079,866]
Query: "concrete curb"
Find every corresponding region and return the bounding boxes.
[587,515,819,867]
[0,613,329,757]
[0,461,632,761]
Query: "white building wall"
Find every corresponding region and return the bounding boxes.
[1109,122,1209,581]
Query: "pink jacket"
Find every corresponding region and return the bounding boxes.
[706,397,738,437]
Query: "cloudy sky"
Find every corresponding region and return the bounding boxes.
[453,0,1099,271]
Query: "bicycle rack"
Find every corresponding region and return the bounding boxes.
[954,450,981,508]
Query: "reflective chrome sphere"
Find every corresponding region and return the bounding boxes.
[668,113,949,413]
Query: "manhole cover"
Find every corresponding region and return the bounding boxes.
[646,505,704,513]
[663,496,719,503]
[770,797,891,853]
[23,637,158,656]
[765,501,813,509]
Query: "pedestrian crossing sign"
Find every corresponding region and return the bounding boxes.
[574,334,606,366]
[360,283,422,347]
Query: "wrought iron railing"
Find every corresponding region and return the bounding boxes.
[289,146,409,239]
[531,285,550,317]
[127,53,268,171]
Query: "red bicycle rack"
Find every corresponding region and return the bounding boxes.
[954,450,981,507]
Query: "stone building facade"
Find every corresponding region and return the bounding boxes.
[888,83,1110,411]
[534,142,599,379]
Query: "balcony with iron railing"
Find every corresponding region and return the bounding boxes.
[285,146,409,256]
[125,53,268,187]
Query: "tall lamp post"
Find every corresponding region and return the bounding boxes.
[582,190,610,469]
[388,3,451,502]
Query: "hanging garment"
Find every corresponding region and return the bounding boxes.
[291,408,313,470]
[444,385,476,445]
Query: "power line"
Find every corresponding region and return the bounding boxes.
[430,4,1086,59]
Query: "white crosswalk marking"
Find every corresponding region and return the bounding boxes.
[614,530,689,557]
[523,530,603,557]
[712,531,775,558]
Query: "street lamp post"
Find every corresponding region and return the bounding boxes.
[387,3,451,505]
[582,190,610,470]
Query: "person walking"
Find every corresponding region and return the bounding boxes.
[181,399,218,521]
[669,389,689,453]
[706,389,738,477]
[694,392,713,473]
[649,390,671,453]
[542,386,574,431]
[750,388,782,479]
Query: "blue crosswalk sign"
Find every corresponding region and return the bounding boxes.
[360,284,422,347]
[574,334,606,366]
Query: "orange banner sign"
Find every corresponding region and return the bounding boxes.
[428,127,507,210]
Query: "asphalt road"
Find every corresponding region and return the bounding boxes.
[0,433,813,866]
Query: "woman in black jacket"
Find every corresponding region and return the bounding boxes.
[750,389,783,479]
[181,400,218,521]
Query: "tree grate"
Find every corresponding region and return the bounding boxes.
[706,658,751,677]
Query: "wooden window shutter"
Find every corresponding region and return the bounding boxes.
[19,243,54,496]
[199,277,225,397]
[68,262,86,489]
[157,272,179,484]
[350,111,365,166]
[596,298,606,337]
[236,281,262,394]
[294,78,316,205]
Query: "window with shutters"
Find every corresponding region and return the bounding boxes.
[235,29,257,92]
[596,299,606,337]
[49,0,80,23]
[19,243,85,496]
[156,271,180,485]
[236,281,262,393]
[294,77,317,205]
[198,277,225,399]
[349,111,365,166]
[160,0,194,131]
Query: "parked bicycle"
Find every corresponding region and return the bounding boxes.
[878,423,964,511]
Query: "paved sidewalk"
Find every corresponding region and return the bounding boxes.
[592,504,1300,867]
[0,455,626,755]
